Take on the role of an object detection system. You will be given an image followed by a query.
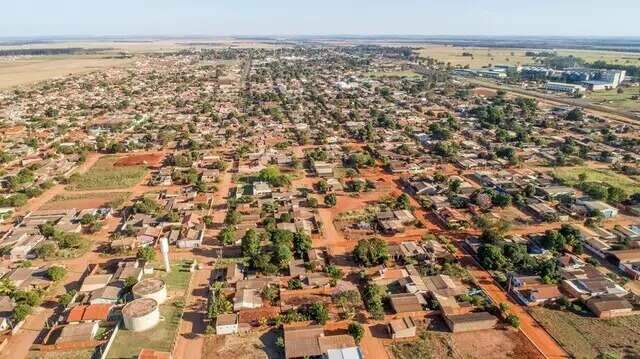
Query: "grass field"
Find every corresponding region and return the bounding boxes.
[44,192,131,209]
[552,166,640,195]
[67,156,147,191]
[530,307,640,358]
[107,261,192,358]
[418,45,640,68]
[366,70,421,78]
[587,88,640,112]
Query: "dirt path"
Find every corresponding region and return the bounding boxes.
[458,252,569,358]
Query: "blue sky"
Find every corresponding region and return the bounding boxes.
[1,0,638,37]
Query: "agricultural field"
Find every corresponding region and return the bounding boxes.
[42,192,131,210]
[67,156,147,191]
[106,261,192,358]
[530,307,640,358]
[417,45,640,68]
[552,166,640,195]
[0,55,133,90]
[587,88,640,112]
[417,45,532,68]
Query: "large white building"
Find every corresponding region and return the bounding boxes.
[545,82,586,94]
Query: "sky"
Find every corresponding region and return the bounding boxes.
[1,0,639,38]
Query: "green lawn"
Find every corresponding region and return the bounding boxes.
[530,307,640,358]
[587,89,640,112]
[67,156,147,191]
[553,166,640,195]
[106,261,192,358]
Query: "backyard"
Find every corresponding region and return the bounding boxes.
[530,307,640,358]
[67,156,147,191]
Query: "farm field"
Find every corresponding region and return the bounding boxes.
[552,166,640,195]
[417,45,640,68]
[67,156,147,191]
[530,307,640,358]
[42,192,131,210]
[587,88,640,112]
[0,55,133,90]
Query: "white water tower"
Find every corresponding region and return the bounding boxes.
[159,237,171,273]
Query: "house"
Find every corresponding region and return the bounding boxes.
[252,181,272,197]
[4,267,53,291]
[423,275,465,297]
[225,263,244,284]
[176,228,204,248]
[576,199,618,218]
[215,313,239,335]
[283,325,358,359]
[9,234,45,261]
[444,312,498,333]
[586,295,634,319]
[66,304,112,323]
[233,289,263,311]
[609,249,640,280]
[56,322,99,344]
[389,293,424,314]
[80,274,113,292]
[508,275,561,306]
[388,317,417,339]
[89,282,124,304]
[313,161,334,177]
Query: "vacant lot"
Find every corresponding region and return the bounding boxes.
[42,192,130,210]
[587,88,640,112]
[114,152,165,167]
[388,328,542,359]
[67,156,147,191]
[202,328,282,359]
[530,307,640,358]
[553,166,640,195]
[0,55,133,90]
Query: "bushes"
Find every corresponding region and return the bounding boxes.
[364,283,386,320]
[348,322,364,344]
[47,266,67,281]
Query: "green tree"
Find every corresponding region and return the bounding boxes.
[353,238,388,267]
[13,303,32,322]
[241,229,261,258]
[324,193,337,207]
[348,322,364,344]
[218,226,236,246]
[309,302,329,324]
[293,232,312,258]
